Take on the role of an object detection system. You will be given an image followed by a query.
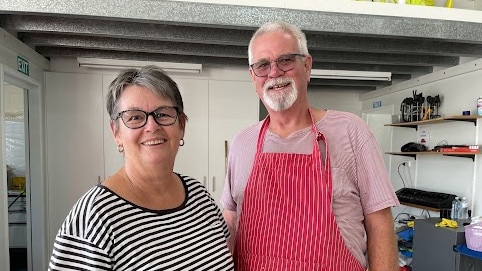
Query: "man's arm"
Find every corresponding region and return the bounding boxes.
[364,207,398,271]
[223,210,237,253]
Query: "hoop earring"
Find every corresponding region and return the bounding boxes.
[179,139,185,146]
[117,145,124,152]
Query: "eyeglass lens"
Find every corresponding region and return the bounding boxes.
[119,106,178,129]
[251,54,304,77]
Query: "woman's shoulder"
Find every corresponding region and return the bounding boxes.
[58,185,120,234]
[72,184,121,212]
[71,185,113,212]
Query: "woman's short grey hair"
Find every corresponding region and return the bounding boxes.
[248,21,309,65]
[106,65,188,133]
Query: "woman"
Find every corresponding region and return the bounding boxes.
[49,66,234,270]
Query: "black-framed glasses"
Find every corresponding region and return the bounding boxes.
[117,106,179,129]
[250,53,306,77]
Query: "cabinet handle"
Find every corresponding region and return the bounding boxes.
[97,176,101,184]
[212,176,216,192]
[225,140,228,173]
[203,176,207,188]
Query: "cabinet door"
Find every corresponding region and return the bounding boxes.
[174,78,209,186]
[45,72,104,248]
[173,79,258,206]
[208,80,259,205]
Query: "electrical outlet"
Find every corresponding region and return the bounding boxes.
[403,161,412,167]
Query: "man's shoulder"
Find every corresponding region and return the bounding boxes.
[319,110,366,127]
[324,109,361,119]
[233,121,262,140]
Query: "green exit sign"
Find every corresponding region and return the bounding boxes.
[17,56,29,76]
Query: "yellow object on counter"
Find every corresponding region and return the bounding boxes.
[435,218,458,228]
[407,220,415,228]
[12,176,26,191]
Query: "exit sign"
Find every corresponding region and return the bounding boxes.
[17,56,29,76]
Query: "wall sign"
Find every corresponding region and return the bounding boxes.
[17,56,29,76]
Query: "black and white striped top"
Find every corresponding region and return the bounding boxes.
[49,174,234,270]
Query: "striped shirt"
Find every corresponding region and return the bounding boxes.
[49,174,234,270]
[221,110,399,267]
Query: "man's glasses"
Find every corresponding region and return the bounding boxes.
[117,106,179,129]
[250,53,305,77]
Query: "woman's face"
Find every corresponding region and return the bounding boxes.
[111,85,184,169]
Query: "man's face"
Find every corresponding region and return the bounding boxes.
[249,31,312,112]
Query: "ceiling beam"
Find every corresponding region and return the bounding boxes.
[1,0,481,42]
[23,33,459,68]
[4,15,482,58]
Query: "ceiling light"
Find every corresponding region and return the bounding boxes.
[77,58,202,74]
[311,69,391,81]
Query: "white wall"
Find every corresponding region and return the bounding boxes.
[360,58,482,218]
[309,88,363,115]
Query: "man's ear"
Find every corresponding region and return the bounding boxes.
[304,54,313,82]
[249,67,257,85]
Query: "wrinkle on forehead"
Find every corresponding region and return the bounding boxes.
[250,31,299,63]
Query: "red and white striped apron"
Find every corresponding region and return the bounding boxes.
[235,110,364,271]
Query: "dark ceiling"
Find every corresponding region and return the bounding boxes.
[1,0,481,92]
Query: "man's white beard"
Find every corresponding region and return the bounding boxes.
[263,77,298,112]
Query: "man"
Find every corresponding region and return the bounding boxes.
[221,21,400,271]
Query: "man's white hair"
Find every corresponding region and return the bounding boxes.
[248,21,309,65]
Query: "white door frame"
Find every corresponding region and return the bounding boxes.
[362,104,395,175]
[1,64,47,270]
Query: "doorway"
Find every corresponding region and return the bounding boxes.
[1,65,46,271]
[362,104,395,174]
[5,82,28,271]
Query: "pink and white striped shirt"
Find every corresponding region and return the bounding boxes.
[221,110,399,267]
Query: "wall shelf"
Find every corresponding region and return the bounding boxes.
[398,201,442,212]
[386,151,477,161]
[386,115,480,161]
[384,115,481,130]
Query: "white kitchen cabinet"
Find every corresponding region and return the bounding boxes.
[174,79,259,206]
[45,72,104,249]
[207,80,259,205]
[174,78,210,188]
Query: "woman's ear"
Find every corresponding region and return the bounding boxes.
[180,121,185,139]
[110,120,122,145]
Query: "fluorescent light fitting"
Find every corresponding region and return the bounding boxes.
[311,69,391,81]
[77,58,202,74]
